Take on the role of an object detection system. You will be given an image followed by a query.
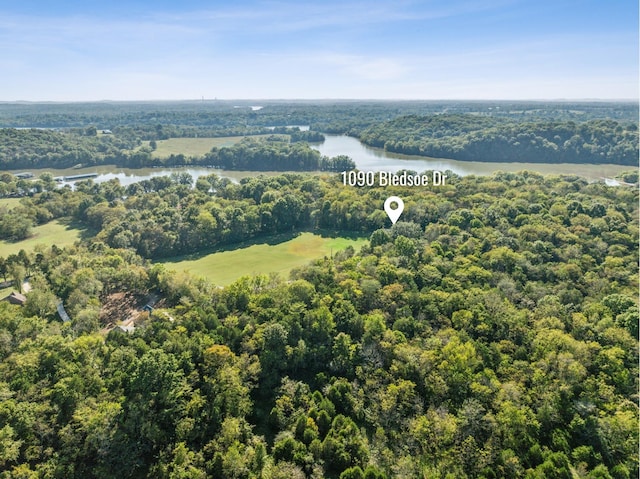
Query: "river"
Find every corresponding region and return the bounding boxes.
[10,134,630,186]
[312,135,630,181]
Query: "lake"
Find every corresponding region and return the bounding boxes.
[11,134,630,186]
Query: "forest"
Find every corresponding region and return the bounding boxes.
[359,116,638,166]
[0,169,637,478]
[0,128,330,170]
[0,101,638,130]
[0,101,637,171]
[202,138,353,172]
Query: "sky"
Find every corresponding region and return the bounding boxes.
[0,0,637,101]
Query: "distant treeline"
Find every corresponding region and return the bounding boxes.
[109,125,324,142]
[0,128,329,170]
[359,115,639,165]
[203,137,354,171]
[0,128,134,169]
[0,100,637,130]
[2,112,637,170]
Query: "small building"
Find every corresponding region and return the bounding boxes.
[5,292,27,306]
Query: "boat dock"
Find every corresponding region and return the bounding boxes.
[14,172,34,179]
[61,173,98,181]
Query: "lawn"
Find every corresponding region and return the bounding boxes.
[0,220,84,257]
[160,232,368,286]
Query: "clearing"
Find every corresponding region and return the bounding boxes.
[99,291,166,333]
[160,232,367,285]
[150,137,242,158]
[0,198,24,210]
[149,135,287,159]
[0,220,85,257]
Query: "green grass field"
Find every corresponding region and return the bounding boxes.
[0,198,24,210]
[150,137,242,158]
[0,220,84,257]
[160,232,368,285]
[149,134,289,158]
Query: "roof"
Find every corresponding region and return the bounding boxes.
[5,291,27,305]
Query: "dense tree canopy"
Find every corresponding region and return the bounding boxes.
[0,87,638,479]
[0,128,135,169]
[359,115,639,166]
[0,102,636,170]
[0,169,637,478]
[0,100,637,130]
[203,138,354,172]
[0,129,333,170]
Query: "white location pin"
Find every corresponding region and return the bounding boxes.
[384,196,404,225]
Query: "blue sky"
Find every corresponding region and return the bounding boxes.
[0,0,637,100]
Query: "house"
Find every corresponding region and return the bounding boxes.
[5,292,27,306]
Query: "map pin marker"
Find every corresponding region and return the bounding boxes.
[384,196,404,225]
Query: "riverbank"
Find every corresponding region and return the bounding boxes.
[6,134,632,187]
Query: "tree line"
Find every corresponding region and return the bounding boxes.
[0,128,136,169]
[359,115,639,165]
[108,125,324,143]
[1,110,637,171]
[0,129,333,170]
[1,100,637,130]
[202,138,353,172]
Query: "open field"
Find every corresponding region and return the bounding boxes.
[160,232,367,285]
[0,197,24,210]
[149,135,288,158]
[0,220,85,257]
[150,137,243,158]
[0,283,13,300]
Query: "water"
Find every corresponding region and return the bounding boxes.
[11,134,630,186]
[37,166,281,188]
[312,135,630,180]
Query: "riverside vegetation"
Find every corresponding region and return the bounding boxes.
[0,101,636,171]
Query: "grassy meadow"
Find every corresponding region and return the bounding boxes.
[0,220,84,257]
[149,135,288,159]
[150,137,242,158]
[0,197,25,210]
[160,232,367,285]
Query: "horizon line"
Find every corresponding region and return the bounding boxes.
[1,98,638,104]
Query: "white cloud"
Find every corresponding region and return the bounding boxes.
[0,2,636,100]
